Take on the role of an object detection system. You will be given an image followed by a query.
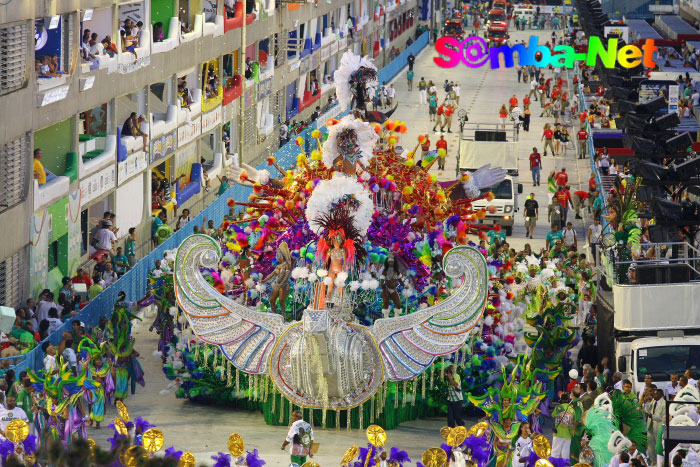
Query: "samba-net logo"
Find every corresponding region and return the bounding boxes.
[434,36,658,69]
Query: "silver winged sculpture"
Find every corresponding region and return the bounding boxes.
[174,234,488,409]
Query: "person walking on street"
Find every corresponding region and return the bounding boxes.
[555,185,572,227]
[387,84,396,107]
[407,69,414,91]
[573,190,589,219]
[418,77,427,104]
[441,103,455,133]
[587,217,603,264]
[281,410,314,465]
[529,77,539,101]
[453,82,460,104]
[551,393,575,459]
[428,93,438,122]
[563,221,577,250]
[434,101,445,131]
[445,364,465,427]
[524,193,539,239]
[542,124,555,156]
[577,126,589,159]
[436,135,448,170]
[548,202,563,232]
[645,389,666,465]
[499,104,509,130]
[421,134,431,160]
[407,52,415,71]
[529,147,542,186]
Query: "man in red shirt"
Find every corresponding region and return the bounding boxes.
[436,135,448,170]
[595,84,605,100]
[72,267,93,288]
[573,189,590,219]
[555,185,572,226]
[529,147,542,186]
[541,125,555,156]
[589,173,597,192]
[577,126,589,159]
[545,77,552,97]
[421,135,431,159]
[509,94,518,107]
[523,95,531,107]
[433,103,445,132]
[551,87,561,101]
[440,104,455,133]
[555,167,568,187]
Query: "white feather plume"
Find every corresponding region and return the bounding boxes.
[322,115,378,169]
[462,164,508,198]
[334,51,378,111]
[305,173,374,236]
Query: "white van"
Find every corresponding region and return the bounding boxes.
[512,7,536,23]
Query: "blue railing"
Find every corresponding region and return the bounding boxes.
[13,32,430,374]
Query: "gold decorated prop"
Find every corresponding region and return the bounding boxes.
[87,438,97,450]
[114,418,128,436]
[301,462,321,467]
[572,464,593,467]
[117,401,131,421]
[142,428,165,453]
[24,453,37,466]
[121,445,147,466]
[535,460,555,467]
[439,426,451,440]
[342,445,359,465]
[5,419,29,443]
[179,452,197,467]
[228,433,245,457]
[422,448,448,467]
[466,422,488,438]
[533,435,552,459]
[447,426,467,447]
[366,425,387,447]
[465,461,478,467]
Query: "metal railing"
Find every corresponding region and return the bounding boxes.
[9,33,431,374]
[601,241,700,285]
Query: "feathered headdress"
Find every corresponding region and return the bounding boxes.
[322,116,378,169]
[334,51,378,111]
[315,207,367,266]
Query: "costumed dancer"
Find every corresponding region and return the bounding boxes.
[264,241,292,316]
[334,51,378,114]
[78,337,111,428]
[108,292,145,402]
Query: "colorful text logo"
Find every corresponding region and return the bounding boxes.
[434,36,657,70]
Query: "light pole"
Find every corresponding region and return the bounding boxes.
[430,0,436,43]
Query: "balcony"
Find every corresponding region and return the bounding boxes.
[150,105,178,140]
[298,89,320,113]
[152,17,180,54]
[177,87,203,124]
[78,134,117,179]
[115,29,151,73]
[181,14,204,43]
[203,15,225,37]
[223,75,243,105]
[118,126,145,158]
[224,2,245,32]
[175,162,202,206]
[33,152,78,211]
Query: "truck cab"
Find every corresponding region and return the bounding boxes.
[444,19,465,40]
[617,334,700,395]
[471,176,522,235]
[485,26,509,46]
[486,8,508,29]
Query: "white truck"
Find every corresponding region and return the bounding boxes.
[457,122,523,236]
[600,279,700,394]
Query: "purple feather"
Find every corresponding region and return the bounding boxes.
[355,444,377,467]
[211,452,232,467]
[246,449,267,467]
[134,416,155,433]
[389,446,411,465]
[0,439,13,461]
[107,433,127,451]
[440,443,454,461]
[164,446,183,460]
[462,435,491,465]
[23,435,37,455]
[526,452,570,467]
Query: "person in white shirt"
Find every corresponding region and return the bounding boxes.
[47,308,63,335]
[387,84,396,107]
[101,262,119,287]
[42,342,58,375]
[512,423,533,467]
[152,260,165,278]
[95,221,117,252]
[667,373,681,398]
[563,222,577,249]
[61,338,78,375]
[280,410,314,464]
[685,368,698,388]
[0,395,28,438]
[452,83,460,104]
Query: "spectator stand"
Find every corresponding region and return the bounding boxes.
[11,32,431,374]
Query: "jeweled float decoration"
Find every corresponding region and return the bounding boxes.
[174,236,487,409]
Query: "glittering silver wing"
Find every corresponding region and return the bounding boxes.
[174,234,288,374]
[370,246,489,381]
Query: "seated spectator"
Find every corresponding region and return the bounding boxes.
[37,56,60,78]
[49,55,64,75]
[33,148,55,185]
[178,82,193,109]
[152,259,165,278]
[88,32,102,56]
[101,36,119,57]
[121,112,148,146]
[59,277,73,300]
[176,208,191,230]
[88,271,104,300]
[120,28,138,62]
[153,22,165,42]
[72,267,93,288]
[112,246,129,275]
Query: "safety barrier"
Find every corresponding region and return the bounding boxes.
[13,32,430,374]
